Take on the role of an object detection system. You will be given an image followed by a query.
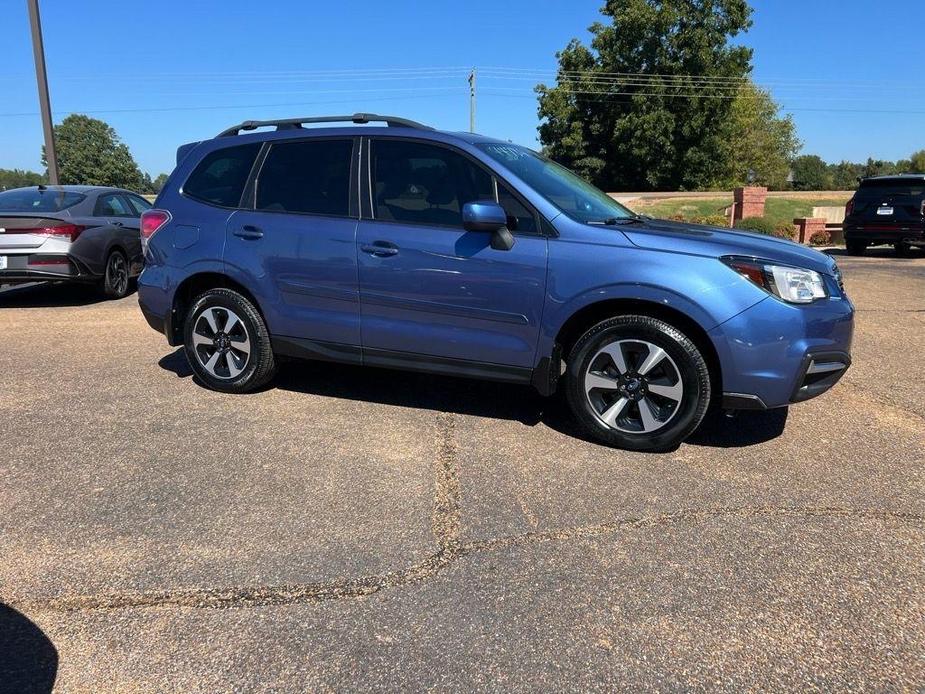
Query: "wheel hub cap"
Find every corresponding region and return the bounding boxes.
[191,307,251,380]
[584,339,684,434]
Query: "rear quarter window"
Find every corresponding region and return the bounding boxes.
[183,143,261,208]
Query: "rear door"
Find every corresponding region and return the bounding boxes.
[90,192,142,270]
[225,137,361,353]
[852,178,925,229]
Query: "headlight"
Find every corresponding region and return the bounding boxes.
[722,257,828,304]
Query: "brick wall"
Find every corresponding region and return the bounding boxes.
[733,187,768,222]
[793,218,828,245]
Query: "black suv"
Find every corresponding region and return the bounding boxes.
[844,174,925,256]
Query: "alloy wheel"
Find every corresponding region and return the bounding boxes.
[191,306,252,379]
[106,253,129,296]
[584,339,684,434]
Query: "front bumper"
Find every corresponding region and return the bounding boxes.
[711,291,854,410]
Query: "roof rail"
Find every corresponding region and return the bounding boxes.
[217,113,432,137]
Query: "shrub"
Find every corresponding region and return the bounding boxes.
[774,222,797,240]
[733,216,777,235]
[809,229,832,246]
[694,214,731,227]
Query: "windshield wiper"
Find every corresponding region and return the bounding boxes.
[587,216,646,226]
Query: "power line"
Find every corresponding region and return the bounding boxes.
[0,90,467,119]
[481,88,925,114]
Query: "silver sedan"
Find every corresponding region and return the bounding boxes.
[0,185,151,299]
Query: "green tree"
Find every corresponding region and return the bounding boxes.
[536,0,754,191]
[861,158,897,179]
[829,160,862,190]
[152,173,170,193]
[791,155,833,191]
[908,150,925,173]
[42,114,146,190]
[0,168,46,190]
[715,82,800,190]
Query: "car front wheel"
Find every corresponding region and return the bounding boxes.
[183,288,276,393]
[565,315,711,452]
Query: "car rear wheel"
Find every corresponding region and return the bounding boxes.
[183,288,276,393]
[565,315,711,452]
[846,240,866,256]
[894,241,911,257]
[101,249,130,299]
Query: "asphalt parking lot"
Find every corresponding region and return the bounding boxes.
[1,249,923,692]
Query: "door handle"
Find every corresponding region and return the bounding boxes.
[111,221,124,227]
[361,241,398,257]
[233,225,263,240]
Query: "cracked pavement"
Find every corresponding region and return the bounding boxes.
[0,247,923,692]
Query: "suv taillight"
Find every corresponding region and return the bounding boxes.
[845,198,855,217]
[140,209,170,251]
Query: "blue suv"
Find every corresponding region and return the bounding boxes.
[138,113,854,451]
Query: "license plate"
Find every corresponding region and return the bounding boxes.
[0,256,6,270]
[877,206,894,215]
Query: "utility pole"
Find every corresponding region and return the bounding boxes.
[27,0,58,184]
[468,68,476,133]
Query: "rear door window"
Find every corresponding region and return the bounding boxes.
[184,143,261,208]
[256,139,353,216]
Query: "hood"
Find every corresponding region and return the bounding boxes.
[622,218,837,276]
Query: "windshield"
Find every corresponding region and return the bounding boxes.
[0,188,85,213]
[476,143,635,224]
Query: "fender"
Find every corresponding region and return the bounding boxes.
[534,226,770,371]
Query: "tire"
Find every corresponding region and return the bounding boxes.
[564,315,711,452]
[183,288,276,393]
[101,249,130,299]
[894,241,911,257]
[846,240,866,256]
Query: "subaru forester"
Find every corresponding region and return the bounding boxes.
[138,114,854,451]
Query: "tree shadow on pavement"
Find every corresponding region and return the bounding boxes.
[159,347,788,449]
[0,282,129,308]
[0,603,57,694]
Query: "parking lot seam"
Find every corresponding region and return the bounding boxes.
[432,412,461,550]
[14,505,922,615]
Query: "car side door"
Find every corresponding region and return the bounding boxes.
[225,137,362,356]
[88,192,139,272]
[356,137,548,372]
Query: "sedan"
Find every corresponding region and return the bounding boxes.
[0,185,151,299]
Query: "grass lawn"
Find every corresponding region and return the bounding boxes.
[629,195,851,227]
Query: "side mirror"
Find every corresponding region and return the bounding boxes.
[462,201,515,251]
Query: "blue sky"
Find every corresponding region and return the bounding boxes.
[2,0,924,178]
